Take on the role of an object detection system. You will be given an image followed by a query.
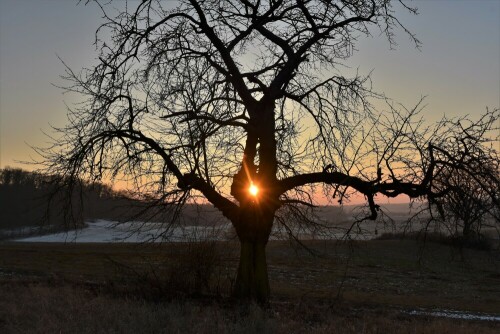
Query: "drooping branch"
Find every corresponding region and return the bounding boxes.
[68,125,240,220]
[279,107,499,221]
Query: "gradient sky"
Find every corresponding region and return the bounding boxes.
[1,0,499,173]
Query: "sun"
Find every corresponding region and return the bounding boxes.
[249,183,259,196]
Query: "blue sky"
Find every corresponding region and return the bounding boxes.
[0,0,499,169]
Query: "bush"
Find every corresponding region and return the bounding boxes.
[108,238,233,300]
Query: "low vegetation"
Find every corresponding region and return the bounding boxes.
[1,282,498,334]
[0,239,498,332]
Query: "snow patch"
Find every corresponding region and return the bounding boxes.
[407,308,500,322]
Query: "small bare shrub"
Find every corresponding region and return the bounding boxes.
[167,238,225,296]
[107,233,232,299]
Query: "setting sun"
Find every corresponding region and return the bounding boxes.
[249,183,259,196]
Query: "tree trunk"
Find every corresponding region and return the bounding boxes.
[463,222,471,238]
[233,240,270,302]
[231,202,274,302]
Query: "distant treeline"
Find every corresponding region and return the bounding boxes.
[0,167,154,234]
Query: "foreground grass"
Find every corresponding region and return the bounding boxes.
[0,239,499,332]
[1,282,498,334]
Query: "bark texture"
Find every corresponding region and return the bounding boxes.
[233,241,270,302]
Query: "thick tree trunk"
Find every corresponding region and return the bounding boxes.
[233,240,270,302]
[231,204,274,302]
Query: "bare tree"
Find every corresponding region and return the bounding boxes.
[440,173,496,239]
[41,0,499,301]
[429,114,500,241]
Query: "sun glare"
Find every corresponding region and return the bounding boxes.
[249,184,259,196]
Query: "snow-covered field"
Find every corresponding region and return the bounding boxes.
[10,204,430,243]
[15,220,233,243]
[14,217,407,243]
[12,203,496,243]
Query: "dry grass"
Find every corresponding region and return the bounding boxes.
[0,283,498,334]
[0,239,499,333]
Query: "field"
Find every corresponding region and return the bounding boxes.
[0,239,499,333]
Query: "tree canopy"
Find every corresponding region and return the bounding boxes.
[42,0,499,301]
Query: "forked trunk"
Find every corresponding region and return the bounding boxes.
[233,240,270,302]
[230,99,277,302]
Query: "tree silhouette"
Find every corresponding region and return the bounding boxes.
[429,117,500,241]
[43,0,499,301]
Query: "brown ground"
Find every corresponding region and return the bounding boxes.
[0,239,499,333]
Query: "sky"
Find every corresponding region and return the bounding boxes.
[1,0,499,177]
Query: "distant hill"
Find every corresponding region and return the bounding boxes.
[0,168,146,233]
[0,168,235,238]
